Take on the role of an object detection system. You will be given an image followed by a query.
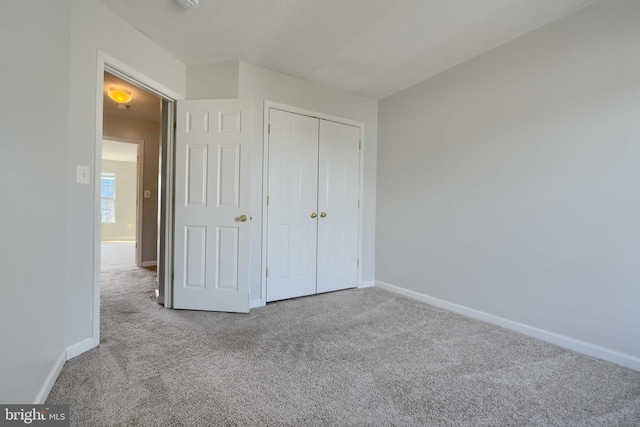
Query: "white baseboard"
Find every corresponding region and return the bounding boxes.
[250,298,264,309]
[34,349,66,404]
[141,261,157,267]
[358,280,375,288]
[66,337,96,360]
[376,280,640,372]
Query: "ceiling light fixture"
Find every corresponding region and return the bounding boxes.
[177,0,199,9]
[107,87,132,104]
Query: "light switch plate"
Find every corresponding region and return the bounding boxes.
[76,165,90,184]
[144,190,151,199]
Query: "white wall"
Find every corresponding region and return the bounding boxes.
[377,0,640,366]
[187,61,239,99]
[0,1,70,402]
[238,62,378,301]
[103,115,161,263]
[101,160,137,241]
[65,0,186,350]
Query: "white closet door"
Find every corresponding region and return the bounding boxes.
[266,109,319,302]
[316,120,360,293]
[173,99,252,312]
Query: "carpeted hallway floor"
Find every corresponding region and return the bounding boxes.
[47,243,640,426]
[100,241,137,270]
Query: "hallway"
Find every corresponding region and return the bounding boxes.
[101,241,136,270]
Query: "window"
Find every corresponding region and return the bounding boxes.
[101,173,116,223]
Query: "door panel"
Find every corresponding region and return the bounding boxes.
[317,120,360,293]
[186,145,207,205]
[173,99,252,312]
[267,109,319,302]
[184,225,206,288]
[216,226,239,290]
[218,144,241,206]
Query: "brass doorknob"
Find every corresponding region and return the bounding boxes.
[320,212,327,218]
[310,212,317,219]
[237,214,248,222]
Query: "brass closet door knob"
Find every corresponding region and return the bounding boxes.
[320,212,327,218]
[310,212,317,219]
[237,214,248,222]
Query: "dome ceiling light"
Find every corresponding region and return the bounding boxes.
[107,87,132,104]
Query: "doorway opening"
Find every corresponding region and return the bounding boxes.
[101,69,162,275]
[95,60,177,348]
[99,70,162,324]
[101,138,143,267]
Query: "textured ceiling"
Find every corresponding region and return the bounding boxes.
[98,0,596,100]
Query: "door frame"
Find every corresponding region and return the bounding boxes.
[260,101,366,307]
[102,136,144,267]
[93,51,183,346]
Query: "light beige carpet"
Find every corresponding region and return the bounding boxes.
[47,252,640,426]
[100,241,136,270]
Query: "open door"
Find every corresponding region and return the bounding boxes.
[173,99,252,312]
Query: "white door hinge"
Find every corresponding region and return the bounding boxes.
[266,267,269,277]
[359,140,362,149]
[268,124,271,134]
[357,258,360,267]
[358,199,360,208]
[267,196,270,206]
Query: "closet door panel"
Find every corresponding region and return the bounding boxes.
[266,109,319,302]
[317,120,360,293]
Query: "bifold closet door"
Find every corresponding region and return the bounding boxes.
[316,120,360,293]
[266,109,319,302]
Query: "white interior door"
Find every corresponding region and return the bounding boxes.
[317,120,360,293]
[266,109,319,302]
[173,99,252,312]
